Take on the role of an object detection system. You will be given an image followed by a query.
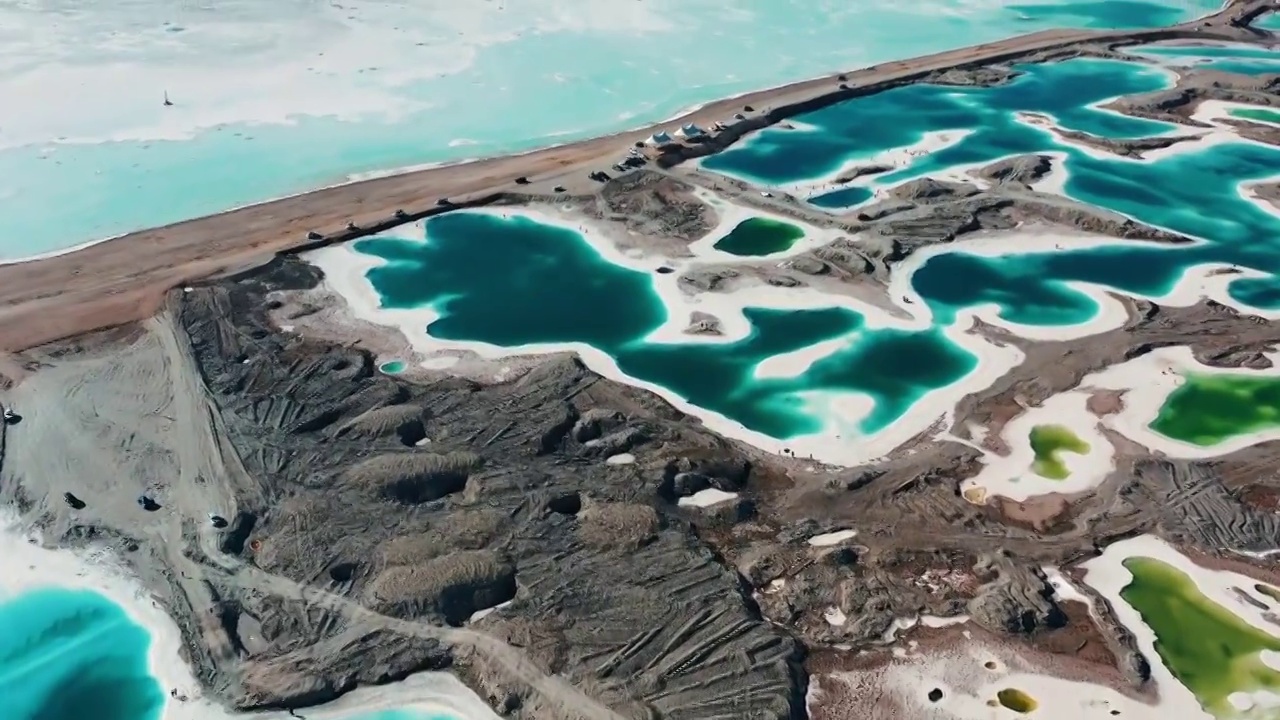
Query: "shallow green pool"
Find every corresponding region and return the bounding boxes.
[1028,424,1089,479]
[712,218,805,256]
[1230,107,1280,126]
[1149,373,1280,446]
[1120,557,1280,716]
[379,360,407,374]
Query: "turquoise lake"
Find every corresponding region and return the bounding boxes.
[0,587,456,720]
[1133,43,1280,76]
[704,53,1280,322]
[352,49,1280,445]
[0,588,164,720]
[0,0,1224,259]
[356,214,976,440]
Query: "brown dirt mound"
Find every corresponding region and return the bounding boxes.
[366,550,516,624]
[334,405,427,445]
[344,452,483,504]
[577,501,660,550]
[378,510,508,565]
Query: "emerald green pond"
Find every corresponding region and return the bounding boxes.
[379,360,407,374]
[712,218,805,256]
[1149,374,1280,447]
[355,213,978,441]
[1121,557,1280,717]
[1028,424,1089,480]
[1230,107,1280,126]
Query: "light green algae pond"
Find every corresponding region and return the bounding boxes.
[995,688,1039,713]
[1230,107,1280,126]
[1149,374,1280,447]
[1028,424,1089,480]
[1121,557,1280,717]
[712,218,806,257]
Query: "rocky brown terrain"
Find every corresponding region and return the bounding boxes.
[3,161,1280,719]
[4,8,1280,720]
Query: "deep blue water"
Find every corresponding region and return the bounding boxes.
[351,49,1280,446]
[0,588,164,720]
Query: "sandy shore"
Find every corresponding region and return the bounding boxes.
[0,508,501,720]
[959,390,1116,503]
[0,1,1267,354]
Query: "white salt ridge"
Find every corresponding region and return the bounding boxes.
[920,614,969,628]
[420,356,460,370]
[468,600,513,624]
[808,529,857,546]
[677,488,738,508]
[1042,566,1092,608]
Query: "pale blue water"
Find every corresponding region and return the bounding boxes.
[0,0,1223,259]
[351,51,1280,445]
[1256,11,1280,31]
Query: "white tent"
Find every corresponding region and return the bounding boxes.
[645,131,674,145]
[676,123,705,138]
